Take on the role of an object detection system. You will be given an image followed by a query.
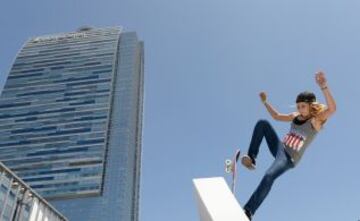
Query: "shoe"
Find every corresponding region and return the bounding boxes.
[243,208,253,221]
[241,155,256,170]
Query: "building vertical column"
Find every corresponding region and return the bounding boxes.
[0,176,14,219]
[29,198,39,221]
[8,181,21,220]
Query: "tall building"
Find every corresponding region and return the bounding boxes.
[0,27,144,221]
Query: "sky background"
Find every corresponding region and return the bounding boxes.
[0,0,358,220]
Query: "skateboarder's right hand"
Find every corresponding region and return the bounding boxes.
[259,92,267,103]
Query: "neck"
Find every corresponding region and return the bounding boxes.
[299,114,311,120]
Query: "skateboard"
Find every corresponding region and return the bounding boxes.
[225,149,241,193]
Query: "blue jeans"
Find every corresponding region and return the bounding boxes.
[244,119,295,216]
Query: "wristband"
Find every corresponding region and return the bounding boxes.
[321,86,328,90]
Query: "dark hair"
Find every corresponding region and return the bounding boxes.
[296,91,316,103]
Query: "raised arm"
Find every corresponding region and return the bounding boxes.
[315,71,337,121]
[259,92,297,122]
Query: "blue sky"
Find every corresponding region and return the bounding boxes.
[0,0,358,220]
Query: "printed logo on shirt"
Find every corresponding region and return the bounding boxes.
[282,132,306,151]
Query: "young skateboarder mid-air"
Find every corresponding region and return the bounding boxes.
[241,71,336,220]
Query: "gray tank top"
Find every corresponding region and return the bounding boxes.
[282,116,318,166]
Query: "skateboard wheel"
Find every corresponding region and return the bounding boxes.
[225,167,231,173]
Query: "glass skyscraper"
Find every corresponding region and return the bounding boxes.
[0,26,144,221]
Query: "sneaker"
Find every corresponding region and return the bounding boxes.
[241,155,256,170]
[243,208,253,221]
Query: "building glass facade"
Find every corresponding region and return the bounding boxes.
[0,27,144,221]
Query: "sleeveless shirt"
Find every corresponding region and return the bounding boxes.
[282,115,318,166]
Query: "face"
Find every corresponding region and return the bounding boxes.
[296,102,310,117]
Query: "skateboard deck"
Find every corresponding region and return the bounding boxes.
[225,149,241,193]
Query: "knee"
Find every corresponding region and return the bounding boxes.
[256,119,270,128]
[262,172,275,184]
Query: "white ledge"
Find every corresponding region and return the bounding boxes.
[193,177,249,221]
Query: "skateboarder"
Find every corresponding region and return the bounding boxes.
[241,71,336,220]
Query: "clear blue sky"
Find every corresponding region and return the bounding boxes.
[0,0,358,220]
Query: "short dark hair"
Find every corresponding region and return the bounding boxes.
[296,91,316,103]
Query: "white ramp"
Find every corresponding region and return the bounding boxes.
[193,177,249,221]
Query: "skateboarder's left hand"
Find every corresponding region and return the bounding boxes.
[315,71,327,88]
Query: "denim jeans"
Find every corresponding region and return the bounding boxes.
[244,119,295,216]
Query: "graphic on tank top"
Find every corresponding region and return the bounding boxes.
[282,129,306,152]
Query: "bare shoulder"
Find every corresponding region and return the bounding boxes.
[274,111,299,122]
[291,112,300,118]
